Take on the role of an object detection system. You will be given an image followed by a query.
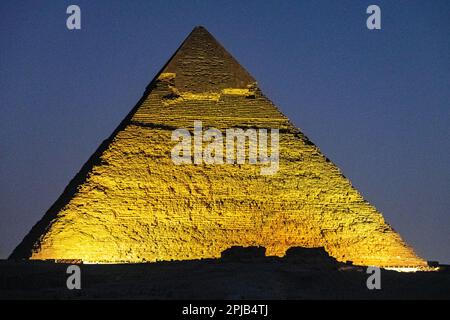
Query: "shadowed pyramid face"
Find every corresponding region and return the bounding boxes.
[11,27,426,268]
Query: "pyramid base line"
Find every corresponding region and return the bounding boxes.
[17,246,438,272]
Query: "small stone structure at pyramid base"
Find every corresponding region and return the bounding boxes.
[221,246,348,270]
[10,26,429,270]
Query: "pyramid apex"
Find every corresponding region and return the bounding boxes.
[191,25,208,32]
[161,26,256,93]
[187,25,211,38]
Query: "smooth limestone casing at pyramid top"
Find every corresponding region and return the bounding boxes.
[11,27,427,268]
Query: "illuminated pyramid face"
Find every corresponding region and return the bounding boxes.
[12,27,426,268]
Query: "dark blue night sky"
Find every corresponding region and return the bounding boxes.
[1,0,449,263]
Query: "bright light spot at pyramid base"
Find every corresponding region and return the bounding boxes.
[384,266,439,273]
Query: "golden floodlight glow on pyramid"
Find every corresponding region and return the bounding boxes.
[11,26,427,268]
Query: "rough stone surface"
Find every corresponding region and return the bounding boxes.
[11,26,427,268]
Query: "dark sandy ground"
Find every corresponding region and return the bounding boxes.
[1,247,449,300]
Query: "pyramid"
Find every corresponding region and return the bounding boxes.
[11,27,427,268]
